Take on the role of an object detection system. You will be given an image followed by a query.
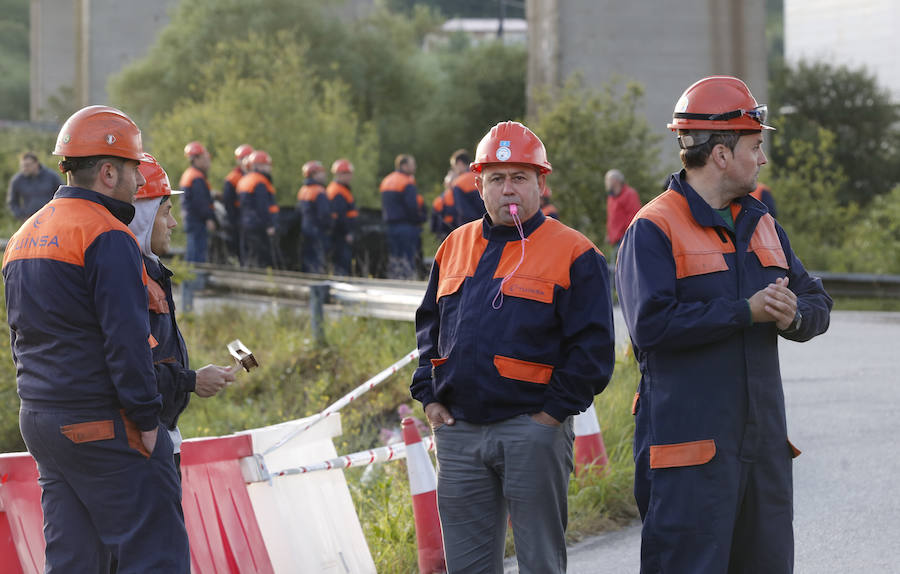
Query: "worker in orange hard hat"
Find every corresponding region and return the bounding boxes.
[379,154,426,279]
[448,148,485,225]
[429,169,456,242]
[129,154,235,478]
[617,76,833,573]
[296,160,331,274]
[3,106,189,571]
[179,141,216,262]
[326,159,358,276]
[237,150,279,268]
[411,121,615,573]
[222,144,254,262]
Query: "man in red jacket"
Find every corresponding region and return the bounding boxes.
[605,169,642,251]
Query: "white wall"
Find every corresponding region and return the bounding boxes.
[785,0,899,101]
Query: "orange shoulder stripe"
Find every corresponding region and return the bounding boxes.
[495,218,599,292]
[225,168,242,187]
[635,190,787,277]
[237,173,274,195]
[451,172,478,193]
[326,182,354,203]
[380,172,415,192]
[435,221,488,301]
[179,166,207,189]
[3,198,141,270]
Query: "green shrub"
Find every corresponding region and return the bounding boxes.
[529,75,668,248]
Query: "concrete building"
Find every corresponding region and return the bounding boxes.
[785,0,900,102]
[30,0,179,122]
[526,0,768,164]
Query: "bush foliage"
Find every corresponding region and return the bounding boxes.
[530,76,667,248]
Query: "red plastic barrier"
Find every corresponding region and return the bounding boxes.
[181,435,274,574]
[0,453,44,574]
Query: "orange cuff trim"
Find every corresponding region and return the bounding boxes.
[493,355,554,385]
[788,438,802,459]
[148,334,159,349]
[430,357,448,367]
[631,392,640,415]
[649,439,716,469]
[60,420,114,444]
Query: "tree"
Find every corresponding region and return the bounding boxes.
[0,0,30,120]
[769,60,900,205]
[836,185,900,274]
[766,127,855,271]
[110,0,528,199]
[147,33,378,208]
[528,76,665,246]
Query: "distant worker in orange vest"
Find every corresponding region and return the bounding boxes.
[449,148,485,224]
[751,182,778,218]
[179,141,216,262]
[297,160,331,274]
[380,154,426,279]
[430,170,456,242]
[237,150,279,268]
[326,158,359,276]
[541,185,559,220]
[223,144,253,262]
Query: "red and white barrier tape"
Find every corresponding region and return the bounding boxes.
[262,349,421,455]
[266,436,435,478]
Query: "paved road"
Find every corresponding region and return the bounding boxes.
[506,310,900,573]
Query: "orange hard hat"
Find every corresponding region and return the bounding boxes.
[470,121,552,174]
[53,105,144,161]
[302,160,325,178]
[667,76,774,133]
[234,144,254,161]
[184,141,208,158]
[248,150,271,166]
[135,153,183,201]
[331,158,354,174]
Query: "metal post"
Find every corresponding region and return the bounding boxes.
[309,283,330,345]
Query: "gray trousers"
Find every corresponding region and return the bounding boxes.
[433,414,575,574]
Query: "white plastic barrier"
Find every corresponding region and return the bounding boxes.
[238,413,376,574]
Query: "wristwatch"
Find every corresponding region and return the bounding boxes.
[782,309,803,333]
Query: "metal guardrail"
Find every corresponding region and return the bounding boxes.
[0,235,897,312]
[812,271,900,299]
[188,264,900,322]
[190,263,426,321]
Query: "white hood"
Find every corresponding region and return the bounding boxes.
[128,197,162,264]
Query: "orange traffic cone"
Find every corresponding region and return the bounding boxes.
[402,418,446,574]
[573,403,608,476]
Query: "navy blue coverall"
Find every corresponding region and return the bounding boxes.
[297,179,332,274]
[616,171,832,574]
[380,171,426,279]
[179,166,215,262]
[2,187,188,573]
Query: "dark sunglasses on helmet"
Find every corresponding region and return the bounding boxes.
[674,105,768,125]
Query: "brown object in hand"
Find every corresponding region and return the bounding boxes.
[227,339,259,372]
